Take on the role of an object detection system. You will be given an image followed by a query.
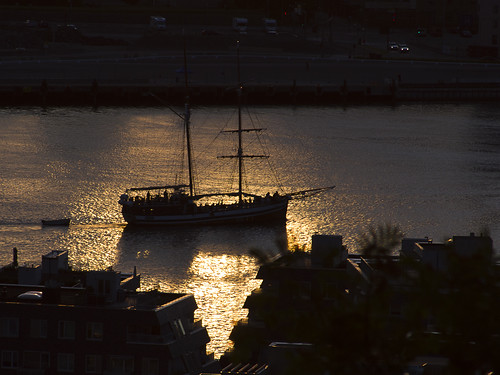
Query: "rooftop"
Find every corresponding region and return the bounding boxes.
[0,248,190,310]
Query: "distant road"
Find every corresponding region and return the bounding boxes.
[1,53,499,88]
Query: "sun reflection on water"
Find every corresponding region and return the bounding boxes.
[62,226,123,271]
[114,224,285,359]
[187,252,261,359]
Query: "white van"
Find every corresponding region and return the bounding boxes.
[232,17,248,34]
[150,16,166,31]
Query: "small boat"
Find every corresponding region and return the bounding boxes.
[118,43,334,226]
[41,218,71,227]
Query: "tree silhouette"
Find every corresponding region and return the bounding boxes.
[412,238,500,373]
[226,226,500,374]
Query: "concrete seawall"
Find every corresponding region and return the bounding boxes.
[0,82,390,106]
[3,80,500,107]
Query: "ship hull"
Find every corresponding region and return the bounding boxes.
[121,199,288,226]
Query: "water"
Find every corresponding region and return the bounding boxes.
[1,104,499,358]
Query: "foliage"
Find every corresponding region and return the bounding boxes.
[358,223,404,258]
[409,239,500,373]
[248,235,305,265]
[235,225,500,374]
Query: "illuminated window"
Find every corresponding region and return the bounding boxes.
[86,322,103,341]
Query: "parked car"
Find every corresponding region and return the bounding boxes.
[399,44,409,53]
[232,17,248,34]
[388,42,399,51]
[23,19,49,28]
[149,16,166,31]
[262,18,278,35]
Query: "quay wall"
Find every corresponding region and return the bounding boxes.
[2,81,500,106]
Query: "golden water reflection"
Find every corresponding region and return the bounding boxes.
[66,226,123,270]
[49,226,124,271]
[187,252,261,358]
[136,250,262,359]
[114,224,286,359]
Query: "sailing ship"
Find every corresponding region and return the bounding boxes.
[119,44,334,226]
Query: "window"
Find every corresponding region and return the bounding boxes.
[142,358,159,375]
[182,352,197,374]
[58,321,75,340]
[86,322,103,341]
[296,281,311,299]
[1,351,19,369]
[126,324,162,344]
[324,282,338,300]
[57,353,74,373]
[172,319,185,337]
[85,355,102,373]
[23,351,50,369]
[98,279,111,295]
[30,319,48,338]
[390,300,403,317]
[110,356,134,374]
[0,317,19,337]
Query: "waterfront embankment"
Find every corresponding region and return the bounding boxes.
[1,7,500,105]
[4,79,500,106]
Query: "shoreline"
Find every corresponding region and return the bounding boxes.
[3,80,500,107]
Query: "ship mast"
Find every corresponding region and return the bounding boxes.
[184,35,194,197]
[237,41,243,204]
[219,42,268,205]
